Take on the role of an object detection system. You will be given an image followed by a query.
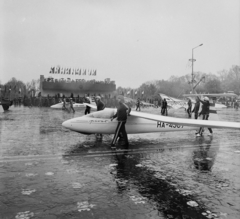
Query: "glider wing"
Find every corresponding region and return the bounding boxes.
[83,103,97,109]
[183,93,238,97]
[130,111,240,130]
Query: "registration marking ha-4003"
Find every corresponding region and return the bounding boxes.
[157,121,183,129]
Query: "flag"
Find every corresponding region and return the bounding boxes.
[127,90,130,95]
[92,70,97,76]
[49,67,55,74]
[135,90,137,95]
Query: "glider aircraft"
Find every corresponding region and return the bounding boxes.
[159,93,189,110]
[160,93,232,110]
[183,93,238,109]
[124,97,156,108]
[62,103,240,135]
[50,98,96,110]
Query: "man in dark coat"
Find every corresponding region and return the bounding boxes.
[192,98,200,119]
[95,96,105,111]
[110,95,129,148]
[84,97,91,115]
[136,98,141,111]
[69,98,75,113]
[187,98,192,118]
[161,98,168,116]
[196,96,213,137]
[95,96,105,138]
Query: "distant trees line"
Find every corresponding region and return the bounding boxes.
[117,65,240,100]
[0,77,40,99]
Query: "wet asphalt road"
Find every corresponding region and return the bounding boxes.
[0,106,240,219]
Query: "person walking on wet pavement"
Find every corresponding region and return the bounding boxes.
[136,98,141,111]
[161,98,168,116]
[69,98,75,113]
[234,99,239,110]
[95,96,105,111]
[192,98,200,119]
[62,98,68,111]
[187,98,192,118]
[95,96,105,138]
[196,96,213,137]
[84,97,91,115]
[110,95,129,148]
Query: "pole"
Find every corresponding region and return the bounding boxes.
[190,44,203,93]
[192,48,194,92]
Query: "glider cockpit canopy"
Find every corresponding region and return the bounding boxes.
[84,108,117,119]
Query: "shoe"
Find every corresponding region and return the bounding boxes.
[196,134,202,137]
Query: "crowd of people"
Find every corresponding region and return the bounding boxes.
[17,95,129,109]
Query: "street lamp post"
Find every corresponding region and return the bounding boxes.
[189,44,203,92]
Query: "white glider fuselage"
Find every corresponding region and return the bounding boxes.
[51,102,96,109]
[62,115,193,134]
[50,102,84,109]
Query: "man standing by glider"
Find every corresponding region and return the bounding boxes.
[161,98,168,116]
[69,98,75,113]
[84,97,91,115]
[95,96,105,138]
[196,96,213,137]
[110,95,129,148]
[62,98,68,111]
[187,98,192,118]
[136,98,141,111]
[192,97,200,119]
[95,96,105,111]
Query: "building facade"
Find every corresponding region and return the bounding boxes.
[40,75,116,97]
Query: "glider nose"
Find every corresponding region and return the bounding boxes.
[50,104,57,108]
[62,120,72,129]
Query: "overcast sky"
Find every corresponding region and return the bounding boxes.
[0,0,239,88]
